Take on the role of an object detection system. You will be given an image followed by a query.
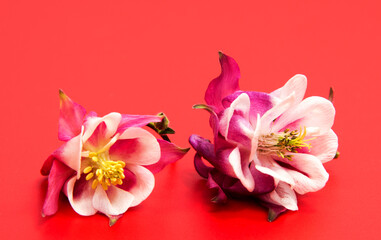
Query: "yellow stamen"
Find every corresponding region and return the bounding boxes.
[86,172,94,180]
[92,179,99,189]
[83,166,92,174]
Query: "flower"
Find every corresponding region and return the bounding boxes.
[189,52,338,221]
[41,90,188,225]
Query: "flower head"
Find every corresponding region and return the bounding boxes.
[41,91,188,225]
[189,52,338,221]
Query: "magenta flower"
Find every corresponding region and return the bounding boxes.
[189,53,338,221]
[41,91,188,225]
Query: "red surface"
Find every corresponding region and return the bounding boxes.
[1,1,380,239]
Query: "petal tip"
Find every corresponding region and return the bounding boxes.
[218,51,224,59]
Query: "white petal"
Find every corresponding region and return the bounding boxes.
[127,165,156,207]
[271,74,307,105]
[260,182,298,210]
[65,176,97,216]
[228,147,255,192]
[82,112,122,143]
[92,185,134,216]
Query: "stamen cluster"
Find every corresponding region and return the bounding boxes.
[258,127,313,160]
[83,152,126,190]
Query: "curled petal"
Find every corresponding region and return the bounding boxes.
[42,160,75,216]
[92,185,134,216]
[259,181,298,211]
[227,147,254,192]
[109,127,161,165]
[58,90,86,141]
[205,52,240,112]
[189,135,216,161]
[270,74,307,106]
[219,93,252,140]
[255,155,295,186]
[65,176,97,216]
[117,114,163,134]
[82,112,122,143]
[222,91,274,120]
[207,172,228,203]
[277,153,329,194]
[145,139,189,174]
[194,153,213,178]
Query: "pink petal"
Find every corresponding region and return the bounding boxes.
[207,172,228,203]
[272,96,335,135]
[259,181,298,211]
[109,127,161,165]
[222,91,274,121]
[117,114,163,134]
[41,155,55,176]
[305,129,338,163]
[255,155,295,186]
[65,176,97,216]
[189,134,216,161]
[277,153,329,194]
[259,92,296,133]
[58,90,86,141]
[145,139,189,174]
[52,132,83,175]
[270,74,307,106]
[205,52,240,112]
[228,147,255,192]
[124,165,155,207]
[92,185,134,216]
[193,153,213,178]
[83,121,108,152]
[82,112,122,143]
[42,160,75,216]
[219,93,252,140]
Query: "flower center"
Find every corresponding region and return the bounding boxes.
[82,152,126,190]
[257,127,314,160]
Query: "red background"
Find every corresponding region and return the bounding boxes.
[1,1,380,239]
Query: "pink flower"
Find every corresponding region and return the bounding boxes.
[189,53,338,221]
[41,91,188,225]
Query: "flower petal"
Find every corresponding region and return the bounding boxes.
[277,153,329,194]
[259,181,298,211]
[207,172,228,203]
[65,176,97,216]
[219,93,253,143]
[109,127,161,165]
[145,139,189,174]
[303,129,338,163]
[205,52,240,112]
[124,165,155,207]
[272,96,335,135]
[117,114,163,134]
[189,135,216,161]
[83,121,108,152]
[270,74,307,105]
[42,160,75,216]
[82,112,122,143]
[58,90,87,141]
[228,147,255,192]
[194,153,213,178]
[52,132,83,176]
[255,155,295,186]
[222,91,274,120]
[92,185,134,216]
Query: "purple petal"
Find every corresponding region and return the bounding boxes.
[145,139,189,174]
[194,153,213,178]
[222,91,273,121]
[250,165,275,194]
[42,160,75,216]
[117,114,163,134]
[189,134,216,161]
[58,90,86,141]
[207,172,228,203]
[205,52,240,113]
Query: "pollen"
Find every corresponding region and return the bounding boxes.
[82,151,126,190]
[258,127,315,160]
